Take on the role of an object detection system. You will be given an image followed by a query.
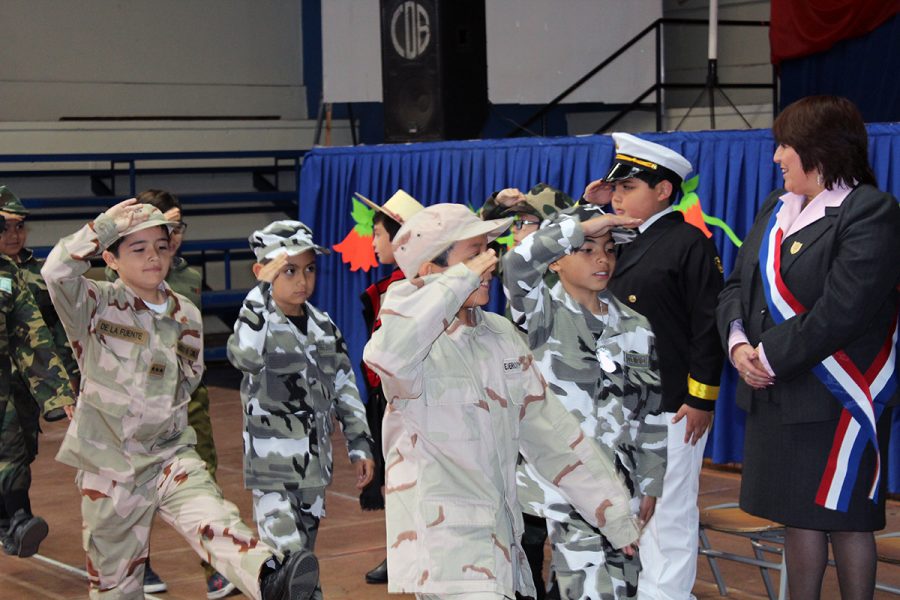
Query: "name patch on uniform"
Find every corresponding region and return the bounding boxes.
[502,357,523,374]
[149,363,167,378]
[176,341,200,362]
[625,351,650,369]
[0,277,11,294]
[97,319,147,345]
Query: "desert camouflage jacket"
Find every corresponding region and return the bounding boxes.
[503,217,666,517]
[363,263,639,597]
[42,215,203,485]
[1,255,75,417]
[227,283,373,491]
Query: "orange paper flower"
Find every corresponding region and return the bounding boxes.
[333,198,379,272]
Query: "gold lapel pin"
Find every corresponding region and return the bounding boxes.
[790,241,803,255]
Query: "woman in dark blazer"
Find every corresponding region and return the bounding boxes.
[717,96,900,600]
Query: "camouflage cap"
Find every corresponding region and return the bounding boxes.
[509,183,575,221]
[392,203,512,279]
[0,186,29,219]
[558,202,637,245]
[249,219,331,262]
[112,204,179,244]
[356,189,424,224]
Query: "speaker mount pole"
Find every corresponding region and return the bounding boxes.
[674,0,752,131]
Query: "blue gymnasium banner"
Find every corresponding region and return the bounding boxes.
[298,124,900,493]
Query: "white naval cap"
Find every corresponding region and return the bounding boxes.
[605,132,693,184]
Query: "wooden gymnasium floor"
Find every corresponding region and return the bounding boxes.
[1,363,898,599]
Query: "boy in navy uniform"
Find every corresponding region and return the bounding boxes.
[587,133,724,600]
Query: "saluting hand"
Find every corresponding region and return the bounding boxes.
[581,214,642,238]
[495,188,527,207]
[464,249,498,278]
[104,198,148,233]
[163,207,182,223]
[255,253,288,283]
[583,179,613,206]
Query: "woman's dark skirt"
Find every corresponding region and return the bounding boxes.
[740,397,892,531]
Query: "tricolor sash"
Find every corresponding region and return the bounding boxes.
[758,203,898,512]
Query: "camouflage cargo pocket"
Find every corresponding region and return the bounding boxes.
[423,378,482,441]
[420,498,503,584]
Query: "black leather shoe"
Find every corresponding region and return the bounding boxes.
[260,550,319,600]
[7,510,49,558]
[365,558,388,584]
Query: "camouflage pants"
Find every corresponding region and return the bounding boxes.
[0,398,38,512]
[187,383,219,578]
[252,486,325,600]
[545,510,641,600]
[78,452,274,600]
[188,383,218,480]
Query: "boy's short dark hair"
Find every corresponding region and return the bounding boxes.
[428,243,454,268]
[137,189,182,213]
[373,212,403,240]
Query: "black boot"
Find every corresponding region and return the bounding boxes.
[0,518,11,555]
[260,550,319,600]
[365,558,388,584]
[5,509,48,558]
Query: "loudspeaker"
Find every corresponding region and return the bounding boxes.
[380,0,488,142]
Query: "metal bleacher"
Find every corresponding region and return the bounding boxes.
[2,149,306,361]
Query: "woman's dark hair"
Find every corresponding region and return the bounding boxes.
[772,95,876,190]
[373,211,403,240]
[137,188,182,213]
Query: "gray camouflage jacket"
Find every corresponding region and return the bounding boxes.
[43,215,203,485]
[503,218,666,514]
[227,283,373,491]
[363,263,639,597]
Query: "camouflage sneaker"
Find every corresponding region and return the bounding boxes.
[260,550,319,600]
[206,570,239,599]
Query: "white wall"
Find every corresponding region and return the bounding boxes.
[0,0,307,121]
[486,0,661,104]
[322,1,384,103]
[321,0,662,104]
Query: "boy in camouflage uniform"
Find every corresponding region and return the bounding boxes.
[0,242,76,558]
[227,220,375,600]
[480,183,575,600]
[104,189,234,597]
[0,186,80,385]
[355,190,424,585]
[363,203,642,600]
[43,199,318,600]
[1,188,81,555]
[480,183,575,248]
[503,203,665,599]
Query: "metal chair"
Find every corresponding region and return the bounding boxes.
[698,503,787,600]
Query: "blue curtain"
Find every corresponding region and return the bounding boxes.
[299,124,900,493]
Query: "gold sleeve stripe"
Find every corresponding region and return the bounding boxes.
[614,153,658,170]
[687,376,719,401]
